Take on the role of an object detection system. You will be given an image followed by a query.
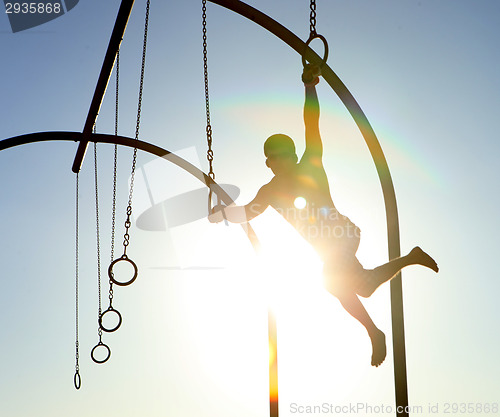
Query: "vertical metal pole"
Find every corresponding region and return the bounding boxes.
[391,277,409,417]
[71,0,135,173]
[268,309,279,417]
[387,194,409,417]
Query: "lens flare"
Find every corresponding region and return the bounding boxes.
[294,196,307,209]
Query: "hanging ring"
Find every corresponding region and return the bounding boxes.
[99,306,123,333]
[74,371,81,390]
[91,341,111,364]
[302,33,329,68]
[108,255,138,286]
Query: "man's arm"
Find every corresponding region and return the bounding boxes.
[208,184,270,224]
[302,65,323,159]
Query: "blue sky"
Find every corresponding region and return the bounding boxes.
[1,1,499,416]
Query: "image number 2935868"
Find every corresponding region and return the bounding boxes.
[3,0,79,32]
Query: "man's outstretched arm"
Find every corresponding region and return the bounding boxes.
[302,65,323,159]
[208,185,270,224]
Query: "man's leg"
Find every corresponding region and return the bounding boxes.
[359,246,438,297]
[333,290,387,367]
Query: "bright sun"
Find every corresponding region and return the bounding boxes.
[174,208,373,405]
[249,209,369,397]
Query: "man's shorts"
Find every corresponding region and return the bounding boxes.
[322,246,374,298]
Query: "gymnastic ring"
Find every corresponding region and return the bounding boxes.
[91,341,111,364]
[74,371,81,390]
[108,255,138,286]
[302,33,329,68]
[99,306,122,333]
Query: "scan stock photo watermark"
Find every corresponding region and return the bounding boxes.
[289,401,499,415]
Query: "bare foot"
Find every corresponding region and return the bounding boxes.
[369,329,386,367]
[410,246,439,273]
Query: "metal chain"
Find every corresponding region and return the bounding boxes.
[122,0,150,256]
[74,173,81,390]
[94,142,104,342]
[202,0,216,213]
[202,0,214,182]
[114,50,120,141]
[111,49,119,262]
[109,49,119,304]
[309,0,317,36]
[303,0,329,70]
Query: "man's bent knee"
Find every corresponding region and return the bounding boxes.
[355,270,378,298]
[323,278,354,299]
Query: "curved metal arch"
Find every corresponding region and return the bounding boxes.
[205,0,408,415]
[0,131,260,249]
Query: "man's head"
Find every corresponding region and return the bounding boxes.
[264,134,298,174]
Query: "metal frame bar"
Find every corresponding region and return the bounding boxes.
[2,130,260,248]
[71,0,135,173]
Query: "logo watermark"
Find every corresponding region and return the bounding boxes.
[248,202,361,241]
[132,146,241,270]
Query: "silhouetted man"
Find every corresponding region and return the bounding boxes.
[209,65,438,366]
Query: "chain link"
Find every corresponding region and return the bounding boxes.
[202,0,215,183]
[122,206,132,254]
[309,0,317,36]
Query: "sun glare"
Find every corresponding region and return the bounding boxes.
[251,208,323,296]
[249,209,369,399]
[269,338,277,367]
[173,211,373,407]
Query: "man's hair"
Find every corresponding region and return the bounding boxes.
[264,134,296,157]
